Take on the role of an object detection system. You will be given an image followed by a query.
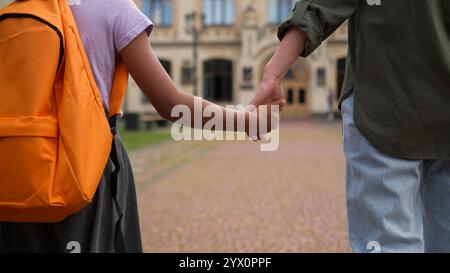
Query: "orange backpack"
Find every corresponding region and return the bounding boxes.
[0,0,128,222]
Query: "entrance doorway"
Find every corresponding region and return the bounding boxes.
[203,59,233,102]
[281,60,310,118]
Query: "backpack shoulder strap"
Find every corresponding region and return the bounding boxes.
[109,58,129,117]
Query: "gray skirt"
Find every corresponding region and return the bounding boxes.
[0,136,143,253]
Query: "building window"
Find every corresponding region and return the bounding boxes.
[142,0,173,27]
[299,89,306,104]
[203,0,235,26]
[182,66,194,85]
[268,0,294,24]
[243,67,253,82]
[142,59,172,103]
[317,68,326,87]
[203,59,233,102]
[160,59,172,77]
[285,68,295,80]
[287,89,294,105]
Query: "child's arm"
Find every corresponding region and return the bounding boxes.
[250,27,306,108]
[120,32,278,134]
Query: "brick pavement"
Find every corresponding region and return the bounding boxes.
[130,119,350,253]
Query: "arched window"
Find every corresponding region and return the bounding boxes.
[203,0,235,26]
[142,0,173,27]
[203,59,233,102]
[285,69,295,80]
[268,0,294,24]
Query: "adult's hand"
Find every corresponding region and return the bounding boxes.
[249,76,286,111]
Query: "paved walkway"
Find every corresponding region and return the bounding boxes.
[130,119,350,253]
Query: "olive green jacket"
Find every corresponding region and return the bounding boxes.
[279,0,450,159]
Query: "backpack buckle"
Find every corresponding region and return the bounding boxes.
[109,115,120,136]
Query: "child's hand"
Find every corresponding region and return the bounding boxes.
[245,105,280,141]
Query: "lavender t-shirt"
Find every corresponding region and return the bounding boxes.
[69,0,153,110]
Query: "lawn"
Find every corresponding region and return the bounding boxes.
[119,128,172,151]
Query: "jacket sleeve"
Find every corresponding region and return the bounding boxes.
[278,0,357,57]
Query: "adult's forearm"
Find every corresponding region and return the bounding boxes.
[263,27,306,82]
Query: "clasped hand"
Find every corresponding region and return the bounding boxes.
[246,77,286,140]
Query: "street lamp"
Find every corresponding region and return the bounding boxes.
[185,12,204,97]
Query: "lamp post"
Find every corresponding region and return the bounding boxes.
[185,12,203,97]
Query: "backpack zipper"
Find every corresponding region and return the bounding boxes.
[0,13,64,71]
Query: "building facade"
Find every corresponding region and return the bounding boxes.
[0,0,11,7]
[128,0,348,120]
[0,0,348,119]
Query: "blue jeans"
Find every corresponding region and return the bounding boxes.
[342,95,450,253]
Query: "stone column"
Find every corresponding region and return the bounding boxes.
[238,3,258,105]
